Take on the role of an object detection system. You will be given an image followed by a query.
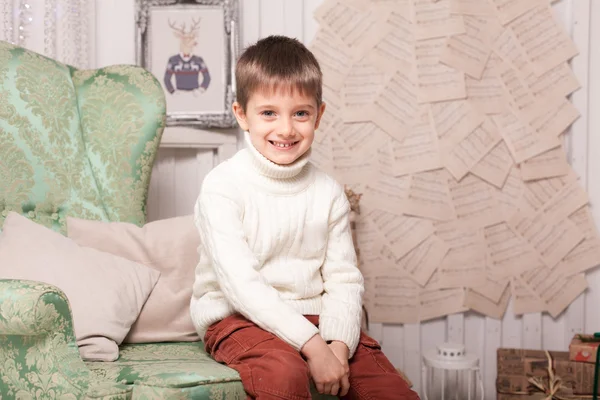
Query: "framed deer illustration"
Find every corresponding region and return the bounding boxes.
[136,0,240,128]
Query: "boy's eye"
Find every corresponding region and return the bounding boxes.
[295,111,309,118]
[261,110,275,117]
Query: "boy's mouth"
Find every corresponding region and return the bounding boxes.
[269,140,299,150]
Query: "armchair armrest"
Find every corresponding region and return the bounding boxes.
[0,279,131,399]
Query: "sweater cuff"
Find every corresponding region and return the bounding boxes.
[319,315,361,358]
[279,316,320,352]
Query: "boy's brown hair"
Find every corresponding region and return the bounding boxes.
[235,35,323,111]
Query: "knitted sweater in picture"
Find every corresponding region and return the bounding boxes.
[190,134,364,357]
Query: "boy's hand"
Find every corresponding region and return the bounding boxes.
[328,341,350,396]
[301,335,349,396]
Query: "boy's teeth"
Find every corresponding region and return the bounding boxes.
[274,142,293,148]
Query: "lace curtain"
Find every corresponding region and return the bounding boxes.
[0,0,94,68]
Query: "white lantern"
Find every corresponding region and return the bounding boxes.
[421,343,484,400]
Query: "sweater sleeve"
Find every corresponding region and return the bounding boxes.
[318,190,365,358]
[194,187,319,351]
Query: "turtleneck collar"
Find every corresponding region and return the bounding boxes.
[238,132,315,195]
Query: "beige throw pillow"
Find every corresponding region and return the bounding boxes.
[67,215,201,343]
[0,212,160,361]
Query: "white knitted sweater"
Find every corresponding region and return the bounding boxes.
[190,135,364,357]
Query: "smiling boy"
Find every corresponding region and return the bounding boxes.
[191,35,419,400]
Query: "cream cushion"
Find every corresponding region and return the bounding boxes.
[0,212,160,361]
[67,215,201,343]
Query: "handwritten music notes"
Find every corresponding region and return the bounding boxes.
[308,0,594,323]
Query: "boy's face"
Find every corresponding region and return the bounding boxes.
[232,86,326,166]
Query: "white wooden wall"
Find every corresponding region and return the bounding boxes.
[94,0,600,397]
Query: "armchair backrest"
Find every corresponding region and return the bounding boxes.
[0,41,166,233]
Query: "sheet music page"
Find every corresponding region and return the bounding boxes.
[525,62,580,100]
[392,106,442,176]
[538,179,590,222]
[465,55,506,115]
[336,122,388,157]
[342,57,387,123]
[429,99,485,148]
[495,61,541,120]
[364,273,420,323]
[439,15,499,79]
[464,286,510,319]
[419,288,468,321]
[559,207,600,276]
[435,220,487,288]
[472,269,510,303]
[404,169,457,220]
[361,173,410,215]
[520,146,570,181]
[484,222,542,279]
[488,0,545,25]
[492,28,534,74]
[450,0,495,15]
[412,0,465,40]
[372,69,418,141]
[525,268,588,318]
[494,167,530,219]
[443,118,502,180]
[512,276,547,315]
[316,87,343,144]
[314,0,392,58]
[416,38,467,103]
[368,8,414,74]
[309,28,354,91]
[447,173,504,228]
[310,134,334,174]
[330,135,377,184]
[471,139,513,188]
[493,108,559,163]
[521,171,577,212]
[508,210,585,268]
[396,234,449,286]
[369,209,434,259]
[529,98,580,138]
[508,4,579,75]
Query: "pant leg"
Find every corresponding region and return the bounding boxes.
[204,314,312,400]
[343,331,420,400]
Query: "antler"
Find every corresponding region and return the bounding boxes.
[168,18,187,35]
[189,17,201,33]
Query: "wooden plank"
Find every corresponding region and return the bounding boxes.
[483,317,501,399]
[502,298,522,348]
[447,313,464,344]
[241,0,260,47]
[303,0,322,44]
[156,149,177,220]
[283,0,304,41]
[381,325,404,370]
[173,149,199,217]
[403,323,421,395]
[368,322,384,343]
[420,318,446,399]
[542,314,566,351]
[522,313,542,350]
[464,313,485,399]
[259,0,285,37]
[569,0,594,341]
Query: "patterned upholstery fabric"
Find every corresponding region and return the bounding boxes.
[73,66,165,226]
[0,41,108,233]
[0,279,132,399]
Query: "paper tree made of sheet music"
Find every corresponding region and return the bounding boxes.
[308,0,600,323]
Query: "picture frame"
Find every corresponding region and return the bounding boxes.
[135,0,240,128]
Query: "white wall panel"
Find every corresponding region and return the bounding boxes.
[94,0,600,397]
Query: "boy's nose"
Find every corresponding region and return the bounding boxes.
[277,118,294,137]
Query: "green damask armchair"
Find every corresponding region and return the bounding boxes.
[0,41,167,399]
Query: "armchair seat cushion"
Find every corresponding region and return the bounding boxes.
[86,342,246,399]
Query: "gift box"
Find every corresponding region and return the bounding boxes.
[497,348,595,397]
[570,334,600,364]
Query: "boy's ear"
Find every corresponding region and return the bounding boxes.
[314,102,327,130]
[232,101,249,131]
